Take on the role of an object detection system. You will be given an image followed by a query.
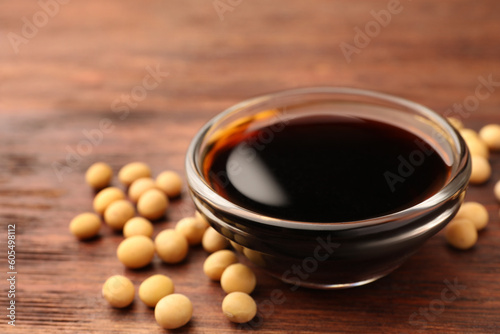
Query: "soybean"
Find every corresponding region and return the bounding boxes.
[69,212,101,240]
[137,188,168,220]
[202,227,229,253]
[128,177,156,203]
[123,217,154,238]
[447,117,464,130]
[102,275,135,308]
[461,129,489,159]
[154,294,192,329]
[195,211,211,229]
[459,128,479,142]
[203,250,238,281]
[467,138,489,159]
[469,155,491,184]
[86,162,113,190]
[479,124,500,150]
[220,263,256,294]
[175,217,208,246]
[455,202,489,231]
[445,219,478,250]
[104,199,135,231]
[93,187,126,215]
[139,274,174,308]
[156,170,183,198]
[155,229,189,264]
[118,162,151,186]
[494,180,500,202]
[222,292,257,324]
[117,235,155,269]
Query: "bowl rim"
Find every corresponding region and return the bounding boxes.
[185,87,471,231]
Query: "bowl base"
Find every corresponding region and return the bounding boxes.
[277,273,387,290]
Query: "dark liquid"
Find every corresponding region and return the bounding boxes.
[203,115,450,222]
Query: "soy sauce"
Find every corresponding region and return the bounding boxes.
[203,114,450,222]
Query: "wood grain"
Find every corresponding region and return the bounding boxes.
[0,0,499,333]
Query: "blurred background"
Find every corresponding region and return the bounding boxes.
[2,0,499,114]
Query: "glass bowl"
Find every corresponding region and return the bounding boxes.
[185,87,471,289]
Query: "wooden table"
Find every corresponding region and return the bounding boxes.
[1,0,499,333]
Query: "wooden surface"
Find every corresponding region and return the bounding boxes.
[1,0,500,333]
